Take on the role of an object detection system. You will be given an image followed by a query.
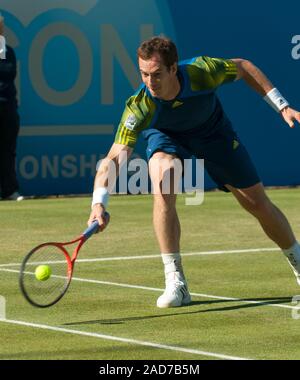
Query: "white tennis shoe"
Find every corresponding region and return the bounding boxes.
[4,191,24,201]
[285,253,300,285]
[157,273,191,308]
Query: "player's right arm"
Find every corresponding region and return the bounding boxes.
[87,143,133,229]
[87,86,154,229]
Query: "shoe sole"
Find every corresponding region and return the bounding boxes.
[157,294,191,308]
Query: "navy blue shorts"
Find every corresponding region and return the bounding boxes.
[142,127,260,192]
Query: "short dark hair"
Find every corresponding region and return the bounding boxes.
[137,36,178,70]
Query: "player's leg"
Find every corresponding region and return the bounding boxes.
[226,183,295,249]
[148,151,191,307]
[142,128,192,307]
[227,183,300,284]
[197,125,300,285]
[149,151,181,253]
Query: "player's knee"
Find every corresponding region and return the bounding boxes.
[149,151,181,170]
[149,153,182,195]
[153,193,177,213]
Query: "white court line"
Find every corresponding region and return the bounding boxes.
[0,247,280,267]
[0,267,296,310]
[0,318,251,360]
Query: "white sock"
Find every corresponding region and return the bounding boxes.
[282,241,300,263]
[161,253,185,282]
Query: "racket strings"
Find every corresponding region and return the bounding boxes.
[20,245,71,307]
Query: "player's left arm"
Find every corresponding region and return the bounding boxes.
[231,58,300,128]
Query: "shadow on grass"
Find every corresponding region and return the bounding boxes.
[63,296,292,326]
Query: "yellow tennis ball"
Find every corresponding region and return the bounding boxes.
[35,265,52,281]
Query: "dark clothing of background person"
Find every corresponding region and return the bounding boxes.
[0,45,20,198]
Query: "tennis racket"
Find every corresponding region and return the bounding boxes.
[19,212,110,308]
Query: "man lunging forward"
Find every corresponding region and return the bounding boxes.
[88,36,300,308]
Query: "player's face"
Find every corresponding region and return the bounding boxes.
[139,53,178,100]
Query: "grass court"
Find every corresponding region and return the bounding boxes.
[0,189,300,360]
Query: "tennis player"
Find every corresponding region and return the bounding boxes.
[88,36,300,308]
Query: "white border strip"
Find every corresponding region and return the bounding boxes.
[0,318,251,360]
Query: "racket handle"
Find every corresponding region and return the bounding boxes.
[83,212,110,240]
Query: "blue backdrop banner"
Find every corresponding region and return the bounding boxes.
[1,0,299,195]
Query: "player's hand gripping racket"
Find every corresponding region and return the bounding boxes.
[19,212,110,308]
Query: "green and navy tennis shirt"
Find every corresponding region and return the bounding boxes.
[114,56,238,148]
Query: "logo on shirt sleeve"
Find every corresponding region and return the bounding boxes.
[172,100,184,109]
[233,139,240,150]
[124,114,137,130]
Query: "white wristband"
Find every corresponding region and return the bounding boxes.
[264,88,289,113]
[91,187,109,209]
